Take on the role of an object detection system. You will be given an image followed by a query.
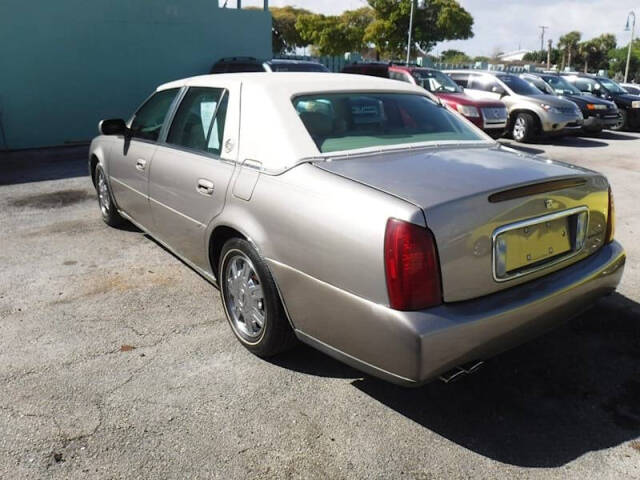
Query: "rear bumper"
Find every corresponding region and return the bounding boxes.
[269,241,625,386]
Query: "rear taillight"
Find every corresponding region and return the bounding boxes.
[606,186,615,243]
[384,218,442,311]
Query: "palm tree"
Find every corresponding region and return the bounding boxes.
[558,31,581,70]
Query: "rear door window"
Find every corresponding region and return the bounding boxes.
[449,73,470,88]
[470,75,501,92]
[166,87,229,155]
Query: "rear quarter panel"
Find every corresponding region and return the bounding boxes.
[211,163,424,306]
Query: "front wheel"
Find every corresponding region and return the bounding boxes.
[512,113,536,143]
[95,165,124,227]
[611,110,627,131]
[219,238,297,357]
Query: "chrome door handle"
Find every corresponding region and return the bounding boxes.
[197,179,214,196]
[135,158,147,171]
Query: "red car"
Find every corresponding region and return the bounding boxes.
[342,63,508,137]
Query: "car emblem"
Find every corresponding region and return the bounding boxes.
[224,139,234,153]
[545,199,554,210]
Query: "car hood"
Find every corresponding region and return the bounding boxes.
[314,144,589,211]
[524,94,576,108]
[609,92,640,106]
[435,92,504,108]
[562,94,615,109]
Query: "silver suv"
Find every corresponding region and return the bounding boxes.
[445,70,583,142]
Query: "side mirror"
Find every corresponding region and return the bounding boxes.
[99,118,127,136]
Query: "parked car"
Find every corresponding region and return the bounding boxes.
[520,73,619,134]
[90,73,624,386]
[620,83,640,95]
[445,70,584,142]
[342,63,508,137]
[211,57,329,73]
[561,73,640,130]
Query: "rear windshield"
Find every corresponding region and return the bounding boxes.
[293,92,485,153]
[270,62,329,72]
[498,74,542,95]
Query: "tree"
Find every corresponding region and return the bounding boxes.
[588,33,616,72]
[364,0,474,58]
[523,49,561,65]
[270,6,312,54]
[440,49,470,64]
[296,8,374,56]
[558,31,581,70]
[609,38,640,81]
[246,6,312,54]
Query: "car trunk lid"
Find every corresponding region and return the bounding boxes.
[315,144,609,302]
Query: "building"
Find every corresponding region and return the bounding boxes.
[0,1,271,150]
[497,49,533,62]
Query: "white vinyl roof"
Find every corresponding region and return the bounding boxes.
[156,73,439,173]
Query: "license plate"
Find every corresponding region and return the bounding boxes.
[499,217,571,273]
[632,101,640,108]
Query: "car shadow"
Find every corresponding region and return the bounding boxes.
[597,131,640,141]
[0,145,89,185]
[134,222,639,466]
[537,136,609,148]
[350,293,640,467]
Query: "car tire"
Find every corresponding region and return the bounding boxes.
[512,112,536,143]
[95,165,124,227]
[611,110,627,131]
[219,238,297,357]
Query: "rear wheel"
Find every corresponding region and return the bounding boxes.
[95,166,124,227]
[512,112,536,143]
[219,238,296,357]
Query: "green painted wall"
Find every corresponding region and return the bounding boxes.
[0,1,271,149]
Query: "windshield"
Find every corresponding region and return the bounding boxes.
[270,62,329,72]
[293,92,485,153]
[498,74,542,95]
[598,78,626,94]
[543,75,582,95]
[411,69,462,93]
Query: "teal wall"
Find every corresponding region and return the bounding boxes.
[0,1,271,149]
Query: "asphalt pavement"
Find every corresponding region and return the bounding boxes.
[1,133,639,479]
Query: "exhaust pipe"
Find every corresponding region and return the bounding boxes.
[439,361,484,384]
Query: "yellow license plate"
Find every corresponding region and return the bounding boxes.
[501,217,571,272]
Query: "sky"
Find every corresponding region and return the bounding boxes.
[239,0,637,56]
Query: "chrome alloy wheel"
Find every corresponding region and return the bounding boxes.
[224,252,265,339]
[513,116,526,141]
[97,169,111,216]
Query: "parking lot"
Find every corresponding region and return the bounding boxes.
[1,133,639,479]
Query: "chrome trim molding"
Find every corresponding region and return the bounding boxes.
[491,206,590,283]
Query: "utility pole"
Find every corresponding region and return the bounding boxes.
[406,0,415,65]
[539,26,549,53]
[625,11,636,83]
[547,39,552,70]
